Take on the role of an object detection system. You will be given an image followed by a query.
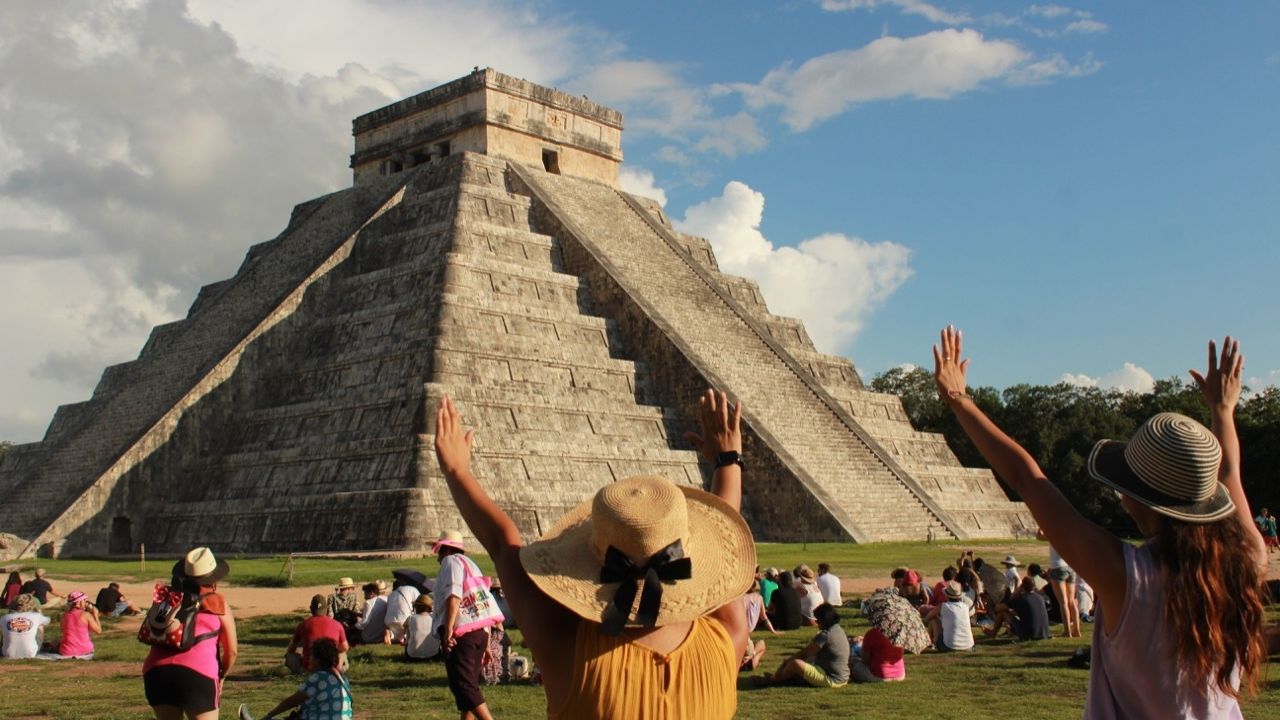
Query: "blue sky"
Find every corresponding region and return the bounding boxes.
[0,1,1276,441]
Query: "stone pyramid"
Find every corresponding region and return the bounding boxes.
[0,69,1031,559]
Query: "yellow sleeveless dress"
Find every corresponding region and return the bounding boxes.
[548,616,738,720]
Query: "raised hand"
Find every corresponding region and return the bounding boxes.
[434,395,475,478]
[933,325,971,403]
[683,388,743,463]
[1189,337,1243,413]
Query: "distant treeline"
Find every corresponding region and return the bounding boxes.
[871,367,1280,532]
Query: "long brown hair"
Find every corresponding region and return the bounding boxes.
[1156,518,1267,698]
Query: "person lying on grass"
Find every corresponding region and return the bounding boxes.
[933,327,1267,718]
[755,603,850,688]
[242,637,352,720]
[433,389,755,720]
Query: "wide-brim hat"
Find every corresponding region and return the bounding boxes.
[67,590,87,605]
[943,581,964,601]
[431,530,465,555]
[336,577,356,589]
[177,547,230,585]
[1088,412,1233,523]
[1001,555,1020,567]
[520,475,755,630]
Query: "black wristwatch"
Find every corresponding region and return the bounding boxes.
[715,451,745,470]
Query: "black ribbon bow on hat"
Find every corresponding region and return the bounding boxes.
[598,539,693,635]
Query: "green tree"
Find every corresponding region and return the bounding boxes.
[0,441,10,465]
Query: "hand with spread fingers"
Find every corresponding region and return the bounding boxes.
[1189,336,1243,413]
[434,395,475,478]
[932,325,971,403]
[684,388,743,463]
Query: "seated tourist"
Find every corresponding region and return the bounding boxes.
[431,389,754,718]
[892,568,930,608]
[94,582,141,617]
[756,603,850,688]
[285,594,348,675]
[796,566,821,626]
[327,577,361,619]
[760,567,780,608]
[355,582,388,645]
[20,568,61,607]
[2,594,50,659]
[383,578,420,645]
[403,594,440,661]
[816,563,842,606]
[41,590,99,660]
[3,571,23,608]
[932,566,956,604]
[242,637,352,720]
[742,580,779,635]
[766,571,803,631]
[924,581,975,652]
[849,625,905,682]
[1076,575,1095,622]
[986,577,1051,641]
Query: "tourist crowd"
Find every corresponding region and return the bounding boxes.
[0,333,1273,719]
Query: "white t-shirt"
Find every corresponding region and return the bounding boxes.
[430,554,482,637]
[2,612,50,659]
[1004,567,1021,594]
[384,586,420,641]
[816,573,841,606]
[357,596,388,644]
[1048,545,1073,572]
[404,612,440,659]
[940,600,974,651]
[798,583,821,620]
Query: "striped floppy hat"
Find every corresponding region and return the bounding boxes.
[1087,412,1233,523]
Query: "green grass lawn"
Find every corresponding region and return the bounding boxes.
[4,542,1278,719]
[12,539,1049,589]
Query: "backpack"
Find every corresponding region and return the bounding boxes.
[137,582,219,650]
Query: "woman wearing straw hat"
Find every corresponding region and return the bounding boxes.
[934,328,1267,717]
[434,389,755,719]
[143,547,238,720]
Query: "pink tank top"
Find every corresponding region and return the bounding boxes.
[59,608,94,657]
[1084,540,1242,719]
[143,612,223,680]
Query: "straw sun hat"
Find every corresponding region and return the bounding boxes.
[520,475,755,635]
[1088,412,1233,523]
[173,547,230,585]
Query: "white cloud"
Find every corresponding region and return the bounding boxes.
[1066,19,1109,34]
[1058,362,1156,393]
[729,29,1043,130]
[1008,52,1102,85]
[1026,5,1073,19]
[1246,369,1280,391]
[676,181,912,353]
[819,0,971,26]
[619,167,668,207]
[572,60,765,158]
[0,0,594,441]
[185,0,580,87]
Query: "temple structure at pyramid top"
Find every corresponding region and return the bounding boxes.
[0,69,1032,560]
[350,68,623,188]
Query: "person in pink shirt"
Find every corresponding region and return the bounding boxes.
[56,591,100,659]
[850,627,905,682]
[143,547,239,720]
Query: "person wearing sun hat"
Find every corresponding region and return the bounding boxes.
[328,576,360,619]
[935,327,1268,717]
[2,593,51,659]
[433,389,754,719]
[143,546,238,719]
[426,526,502,717]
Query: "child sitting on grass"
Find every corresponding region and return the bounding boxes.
[240,638,352,720]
